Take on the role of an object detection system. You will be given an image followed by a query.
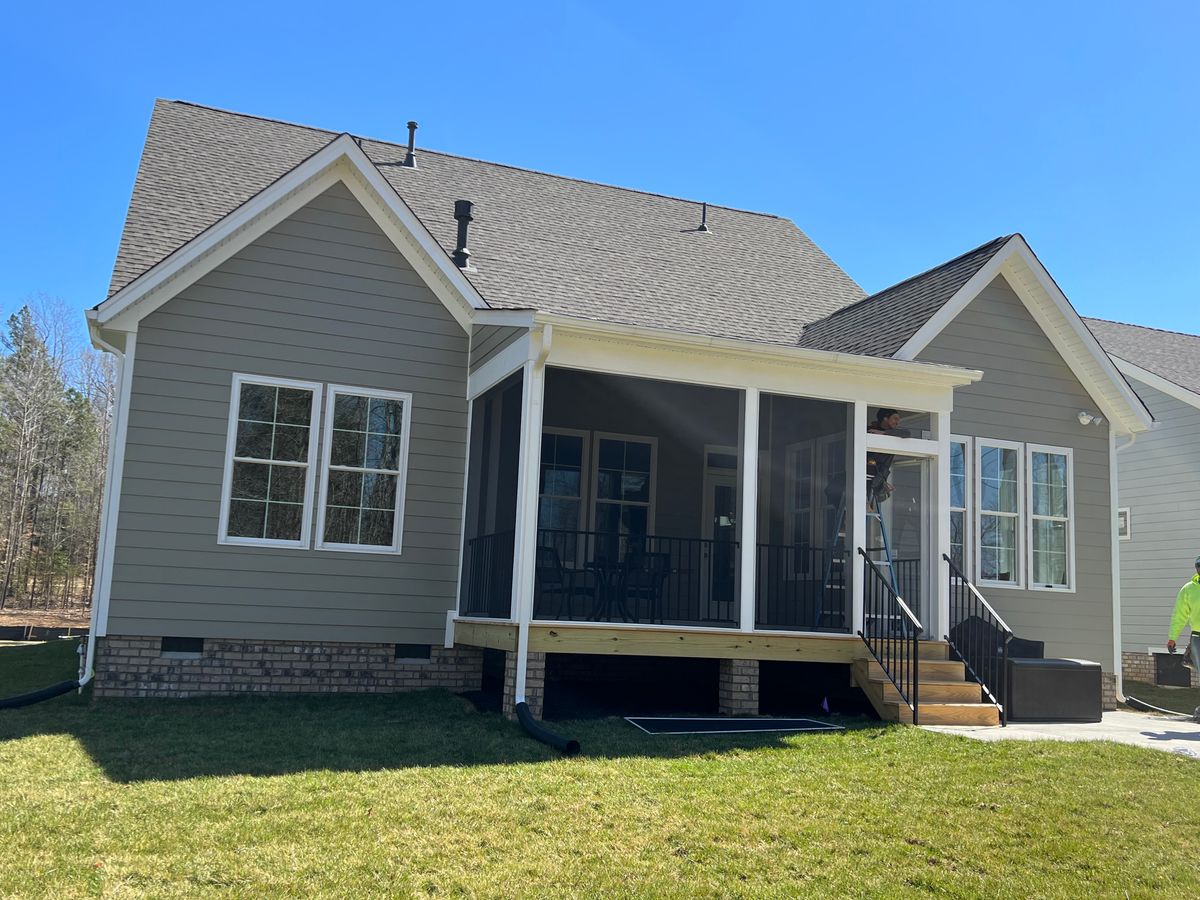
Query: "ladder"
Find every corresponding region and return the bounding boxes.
[822,480,898,598]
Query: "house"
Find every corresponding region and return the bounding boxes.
[83,100,1152,725]
[1084,318,1200,689]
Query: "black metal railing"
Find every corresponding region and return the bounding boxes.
[533,529,740,626]
[755,544,850,632]
[858,547,921,724]
[460,531,515,618]
[943,553,1011,725]
[892,557,923,625]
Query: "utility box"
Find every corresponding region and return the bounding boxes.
[1006,658,1103,723]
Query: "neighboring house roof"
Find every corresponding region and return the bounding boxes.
[107,100,866,345]
[1084,318,1200,399]
[796,236,1013,356]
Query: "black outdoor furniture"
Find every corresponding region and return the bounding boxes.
[1006,657,1102,723]
[534,545,595,620]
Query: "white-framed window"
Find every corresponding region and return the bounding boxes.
[1026,444,1074,591]
[949,436,971,575]
[784,441,815,549]
[1117,507,1131,541]
[591,432,656,537]
[218,374,323,549]
[976,439,1023,588]
[315,386,413,554]
[540,427,590,564]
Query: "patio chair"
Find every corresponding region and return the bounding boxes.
[620,550,672,623]
[534,545,595,620]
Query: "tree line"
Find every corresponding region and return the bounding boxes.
[0,298,114,612]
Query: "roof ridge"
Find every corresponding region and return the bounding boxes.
[1084,316,1200,341]
[805,234,1013,325]
[166,99,785,221]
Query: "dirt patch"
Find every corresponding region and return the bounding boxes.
[0,608,90,629]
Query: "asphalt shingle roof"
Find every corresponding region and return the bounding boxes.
[108,100,867,345]
[795,236,1013,357]
[1084,317,1200,396]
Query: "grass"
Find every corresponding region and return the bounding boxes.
[2,642,1198,898]
[1124,679,1200,717]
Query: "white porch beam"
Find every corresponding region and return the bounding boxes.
[850,401,868,633]
[738,388,760,633]
[932,409,952,639]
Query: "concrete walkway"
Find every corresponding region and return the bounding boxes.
[924,709,1200,759]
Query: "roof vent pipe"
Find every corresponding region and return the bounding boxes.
[697,202,709,233]
[402,121,418,168]
[453,200,474,269]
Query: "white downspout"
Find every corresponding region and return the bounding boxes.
[1110,429,1138,703]
[513,326,551,706]
[79,324,126,689]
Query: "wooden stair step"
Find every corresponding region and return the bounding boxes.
[888,701,1000,726]
[862,658,966,683]
[917,641,950,660]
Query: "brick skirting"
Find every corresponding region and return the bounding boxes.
[502,650,546,719]
[1122,649,1199,689]
[94,635,482,699]
[718,658,760,716]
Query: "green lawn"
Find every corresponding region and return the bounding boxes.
[1124,679,1200,717]
[2,641,1198,898]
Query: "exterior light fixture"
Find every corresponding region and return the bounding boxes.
[1077,411,1103,426]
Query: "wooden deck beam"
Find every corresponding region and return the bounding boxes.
[453,619,866,663]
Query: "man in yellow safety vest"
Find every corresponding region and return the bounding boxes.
[1166,555,1200,721]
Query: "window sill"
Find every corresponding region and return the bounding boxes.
[978,580,1025,590]
[1029,584,1075,593]
[218,536,310,550]
[316,543,403,556]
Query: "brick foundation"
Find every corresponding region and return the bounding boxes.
[94,635,482,699]
[1121,649,1199,689]
[502,650,546,720]
[1101,672,1117,711]
[718,658,759,716]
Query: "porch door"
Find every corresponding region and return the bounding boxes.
[702,469,739,622]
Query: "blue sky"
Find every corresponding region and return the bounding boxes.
[1,1,1196,332]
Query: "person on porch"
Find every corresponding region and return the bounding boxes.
[866,409,911,509]
[1166,555,1200,721]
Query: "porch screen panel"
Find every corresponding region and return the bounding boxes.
[1030,448,1071,588]
[978,443,1020,584]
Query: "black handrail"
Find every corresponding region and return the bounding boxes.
[857,547,921,724]
[943,553,1011,726]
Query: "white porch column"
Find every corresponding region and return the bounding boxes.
[850,401,868,633]
[931,409,952,640]
[738,387,760,632]
[511,339,548,703]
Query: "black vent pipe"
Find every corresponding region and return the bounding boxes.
[453,200,474,269]
[403,121,418,168]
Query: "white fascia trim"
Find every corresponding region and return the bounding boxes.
[467,333,533,400]
[1111,356,1200,413]
[895,236,1152,435]
[531,312,982,391]
[96,134,488,334]
[472,309,538,327]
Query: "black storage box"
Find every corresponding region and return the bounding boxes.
[1006,657,1102,723]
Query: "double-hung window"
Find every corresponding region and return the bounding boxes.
[1027,445,1073,590]
[316,386,413,553]
[976,440,1022,587]
[949,439,969,573]
[592,434,655,537]
[219,375,322,548]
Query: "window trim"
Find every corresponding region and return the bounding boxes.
[1025,443,1075,592]
[975,437,1024,589]
[538,426,591,532]
[589,431,658,535]
[315,384,414,555]
[218,373,323,550]
[949,435,972,580]
[1117,506,1131,541]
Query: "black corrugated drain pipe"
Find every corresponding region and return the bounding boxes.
[516,702,580,756]
[0,680,80,709]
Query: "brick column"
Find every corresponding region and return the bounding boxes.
[718,658,759,716]
[1101,672,1117,711]
[503,650,546,720]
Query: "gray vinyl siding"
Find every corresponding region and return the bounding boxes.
[108,181,469,644]
[918,276,1115,669]
[470,325,527,373]
[1116,377,1200,653]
